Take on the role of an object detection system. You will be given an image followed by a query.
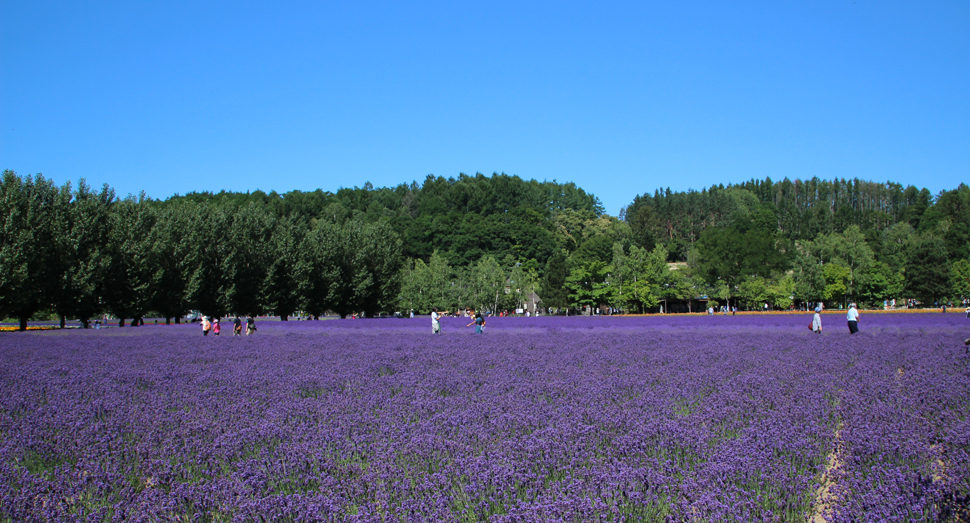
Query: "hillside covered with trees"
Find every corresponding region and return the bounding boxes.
[2,170,968,329]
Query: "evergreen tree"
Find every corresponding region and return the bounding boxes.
[540,251,569,312]
[904,236,951,306]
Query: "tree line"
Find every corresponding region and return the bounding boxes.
[0,171,402,330]
[3,169,969,329]
[626,178,970,310]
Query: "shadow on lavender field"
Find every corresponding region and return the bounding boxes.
[1,314,968,522]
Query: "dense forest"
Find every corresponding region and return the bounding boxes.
[2,170,968,329]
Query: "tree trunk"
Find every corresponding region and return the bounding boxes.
[81,318,91,329]
[119,318,125,327]
[60,316,66,329]
[19,317,28,331]
[175,316,181,324]
[281,315,288,321]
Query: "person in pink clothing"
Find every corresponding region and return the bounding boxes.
[212,318,221,336]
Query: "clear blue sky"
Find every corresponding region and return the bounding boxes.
[3,1,968,215]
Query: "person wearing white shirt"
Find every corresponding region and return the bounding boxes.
[846,303,860,334]
[431,308,442,335]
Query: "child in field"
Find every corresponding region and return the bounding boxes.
[212,318,221,336]
[466,311,485,334]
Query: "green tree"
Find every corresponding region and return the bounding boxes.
[330,218,403,318]
[182,205,233,318]
[694,226,789,289]
[904,236,951,306]
[470,255,505,312]
[737,275,769,310]
[221,204,275,317]
[565,261,612,312]
[102,196,158,326]
[540,251,569,311]
[297,221,340,318]
[859,261,904,307]
[262,215,304,321]
[952,258,970,302]
[822,264,851,304]
[151,204,191,324]
[815,225,873,300]
[766,273,796,310]
[399,251,452,313]
[50,180,114,327]
[0,172,60,330]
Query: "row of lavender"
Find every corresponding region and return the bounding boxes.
[1,315,967,522]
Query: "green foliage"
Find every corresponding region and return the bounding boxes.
[398,251,453,313]
[859,261,904,306]
[296,221,340,318]
[952,258,970,301]
[540,251,569,310]
[904,236,951,305]
[0,171,60,329]
[565,261,612,310]
[821,264,851,303]
[261,215,304,321]
[50,180,115,326]
[102,196,159,325]
[4,169,970,322]
[163,172,604,263]
[766,274,796,310]
[694,226,789,288]
[470,255,506,312]
[737,276,769,310]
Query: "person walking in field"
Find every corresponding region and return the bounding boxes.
[212,318,221,336]
[431,308,442,335]
[847,303,860,334]
[466,311,485,333]
[201,316,211,336]
[233,316,242,336]
[812,306,823,334]
[246,316,256,335]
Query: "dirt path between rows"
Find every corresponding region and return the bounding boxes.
[811,421,844,522]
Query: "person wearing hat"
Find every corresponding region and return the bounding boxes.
[212,318,221,336]
[846,303,860,334]
[201,316,211,336]
[812,306,823,334]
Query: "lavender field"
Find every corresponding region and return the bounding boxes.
[1,314,968,522]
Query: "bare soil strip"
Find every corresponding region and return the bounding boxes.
[811,423,844,523]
